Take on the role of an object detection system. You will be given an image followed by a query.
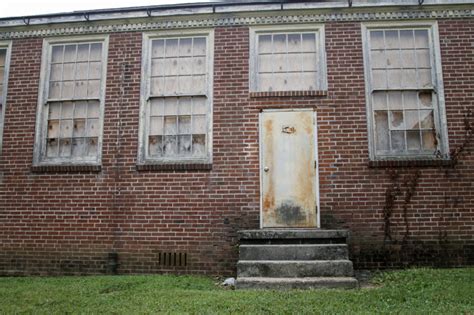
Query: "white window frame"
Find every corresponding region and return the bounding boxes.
[362,21,449,160]
[33,35,109,166]
[249,24,327,92]
[0,41,12,155]
[138,29,214,165]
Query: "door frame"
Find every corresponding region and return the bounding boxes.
[258,108,321,229]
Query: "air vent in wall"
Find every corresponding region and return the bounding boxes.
[158,252,187,267]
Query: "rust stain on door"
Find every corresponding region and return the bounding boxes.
[261,110,317,228]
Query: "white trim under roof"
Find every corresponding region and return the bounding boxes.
[0,1,473,39]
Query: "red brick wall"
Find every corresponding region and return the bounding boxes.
[0,20,473,275]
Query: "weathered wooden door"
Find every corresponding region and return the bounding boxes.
[260,109,319,228]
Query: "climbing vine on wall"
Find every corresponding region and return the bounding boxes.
[382,169,420,244]
[382,107,473,247]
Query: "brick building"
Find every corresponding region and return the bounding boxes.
[0,0,473,277]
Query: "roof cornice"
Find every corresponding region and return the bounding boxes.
[0,3,473,39]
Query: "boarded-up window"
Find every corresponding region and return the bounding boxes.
[365,26,447,159]
[141,33,213,163]
[34,37,107,165]
[251,27,326,92]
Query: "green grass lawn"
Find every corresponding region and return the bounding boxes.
[0,268,472,314]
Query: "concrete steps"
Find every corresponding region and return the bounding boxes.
[236,229,358,290]
[237,277,359,290]
[239,244,349,260]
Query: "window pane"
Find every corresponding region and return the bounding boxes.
[404,91,418,110]
[152,40,165,58]
[258,35,272,54]
[87,119,100,137]
[400,50,416,68]
[301,33,316,52]
[193,115,206,134]
[89,43,102,61]
[50,64,63,81]
[388,92,403,110]
[384,31,399,49]
[370,50,385,69]
[372,92,387,110]
[370,31,384,49]
[165,39,179,57]
[163,135,177,156]
[164,116,177,135]
[47,120,60,138]
[89,62,102,80]
[273,34,286,53]
[391,130,405,151]
[192,134,206,156]
[387,69,402,88]
[405,110,419,129]
[416,49,431,68]
[420,110,434,129]
[414,30,429,48]
[88,101,100,118]
[150,98,164,116]
[422,130,436,150]
[179,97,192,115]
[87,138,98,157]
[390,111,404,130]
[417,69,432,88]
[59,138,72,157]
[75,81,88,99]
[46,139,59,157]
[386,50,401,69]
[399,30,415,49]
[419,92,432,108]
[64,45,77,62]
[49,103,61,119]
[77,44,90,62]
[407,130,421,151]
[287,33,301,53]
[192,97,207,115]
[73,101,88,119]
[149,135,163,157]
[258,54,273,73]
[372,70,387,90]
[179,38,193,57]
[87,80,101,98]
[164,98,178,115]
[149,116,163,135]
[51,46,64,63]
[193,37,206,56]
[71,138,86,157]
[178,116,191,134]
[178,135,192,155]
[301,53,317,72]
[401,69,416,88]
[374,111,389,151]
[73,119,86,137]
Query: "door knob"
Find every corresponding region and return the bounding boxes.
[264,167,269,172]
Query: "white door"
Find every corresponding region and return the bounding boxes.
[260,109,319,228]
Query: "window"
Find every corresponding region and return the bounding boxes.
[33,36,108,166]
[0,42,12,154]
[250,25,327,92]
[138,30,213,165]
[363,23,448,160]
